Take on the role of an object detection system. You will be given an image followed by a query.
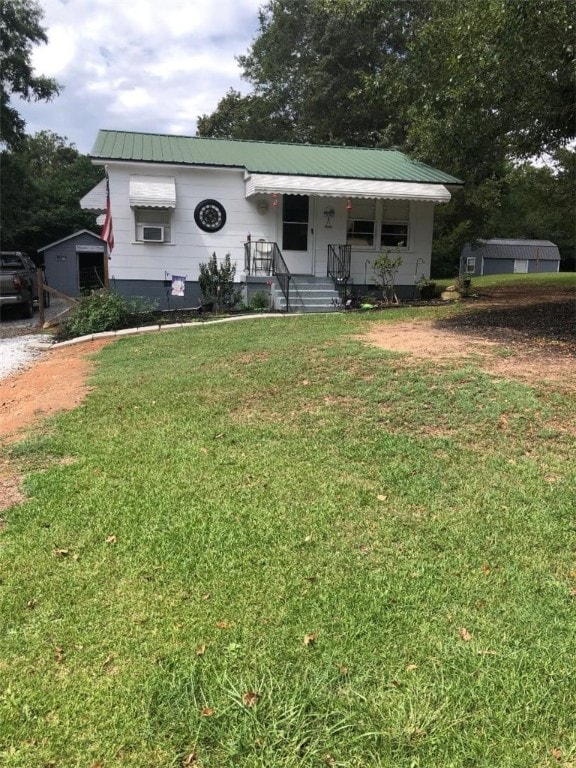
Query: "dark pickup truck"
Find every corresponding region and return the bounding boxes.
[0,251,48,318]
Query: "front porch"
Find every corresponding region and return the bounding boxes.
[243,239,351,312]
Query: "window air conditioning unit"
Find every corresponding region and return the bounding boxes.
[142,225,164,242]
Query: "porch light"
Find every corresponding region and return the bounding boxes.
[272,193,279,208]
[346,198,352,210]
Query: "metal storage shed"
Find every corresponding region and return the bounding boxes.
[461,239,561,277]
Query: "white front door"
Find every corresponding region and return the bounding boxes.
[280,195,315,274]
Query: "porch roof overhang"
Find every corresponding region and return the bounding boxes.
[244,173,451,203]
[129,175,176,207]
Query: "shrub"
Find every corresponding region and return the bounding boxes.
[198,252,242,312]
[57,290,157,340]
[372,250,403,303]
[249,290,270,310]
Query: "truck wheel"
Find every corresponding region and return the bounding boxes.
[21,296,34,318]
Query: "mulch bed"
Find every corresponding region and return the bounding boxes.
[437,289,576,357]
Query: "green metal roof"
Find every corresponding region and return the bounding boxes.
[91,130,463,185]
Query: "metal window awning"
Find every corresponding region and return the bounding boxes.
[80,179,107,212]
[245,173,451,203]
[129,175,176,208]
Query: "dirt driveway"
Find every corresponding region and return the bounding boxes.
[1,284,574,511]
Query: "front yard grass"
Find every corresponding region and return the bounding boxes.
[1,308,575,767]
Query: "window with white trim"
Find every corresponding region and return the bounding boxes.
[465,256,476,273]
[381,200,410,249]
[346,200,376,247]
[135,208,172,243]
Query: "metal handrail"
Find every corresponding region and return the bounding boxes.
[244,240,291,312]
[327,244,351,284]
[271,242,291,312]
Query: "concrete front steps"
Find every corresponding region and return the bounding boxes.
[271,276,342,312]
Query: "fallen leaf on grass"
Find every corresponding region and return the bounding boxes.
[182,753,198,766]
[551,747,563,761]
[201,593,211,600]
[52,548,69,558]
[242,691,259,708]
[406,663,418,671]
[196,644,206,656]
[459,627,473,642]
[303,632,317,646]
[105,534,117,544]
[377,494,387,502]
[201,707,214,717]
[54,646,65,663]
[26,598,37,609]
[481,564,491,575]
[336,664,349,676]
[215,621,229,629]
[324,755,336,766]
[477,649,497,656]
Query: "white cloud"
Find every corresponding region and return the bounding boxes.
[16,0,264,152]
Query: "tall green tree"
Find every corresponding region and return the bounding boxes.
[197,88,294,142]
[0,0,61,148]
[0,131,104,255]
[406,0,575,178]
[199,0,431,146]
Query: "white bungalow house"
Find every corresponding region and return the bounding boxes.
[82,130,463,311]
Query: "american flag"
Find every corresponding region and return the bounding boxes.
[101,172,114,252]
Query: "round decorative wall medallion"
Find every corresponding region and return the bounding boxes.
[194,199,226,232]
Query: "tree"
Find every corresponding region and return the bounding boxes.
[197,88,294,142]
[0,131,104,255]
[199,0,431,146]
[0,0,61,148]
[406,0,575,177]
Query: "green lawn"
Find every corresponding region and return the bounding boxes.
[1,305,575,767]
[434,271,576,292]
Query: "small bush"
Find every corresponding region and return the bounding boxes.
[57,290,158,340]
[249,290,270,310]
[198,252,242,311]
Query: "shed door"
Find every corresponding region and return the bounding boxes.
[78,251,105,292]
[513,259,529,274]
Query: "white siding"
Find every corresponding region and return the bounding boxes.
[107,163,437,284]
[108,164,273,283]
[347,200,435,286]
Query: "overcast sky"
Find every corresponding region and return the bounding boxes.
[16,0,264,154]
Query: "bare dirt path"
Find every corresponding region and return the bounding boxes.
[361,293,576,390]
[1,285,574,512]
[0,339,113,510]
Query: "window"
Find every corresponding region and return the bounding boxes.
[465,256,476,273]
[346,200,375,247]
[135,208,172,243]
[282,195,309,251]
[381,201,410,249]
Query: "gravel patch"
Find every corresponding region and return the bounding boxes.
[0,335,54,380]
